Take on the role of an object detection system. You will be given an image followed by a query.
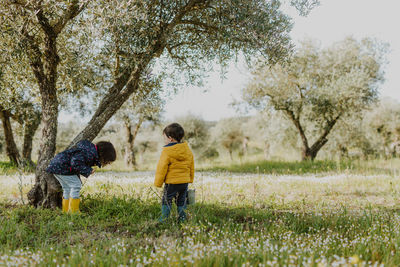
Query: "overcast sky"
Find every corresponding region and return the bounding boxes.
[163,0,400,121]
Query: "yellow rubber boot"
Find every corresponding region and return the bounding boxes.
[68,198,80,213]
[62,199,70,213]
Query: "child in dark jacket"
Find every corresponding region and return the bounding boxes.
[46,140,116,213]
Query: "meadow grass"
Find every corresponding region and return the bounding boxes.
[200,158,400,176]
[198,159,355,175]
[1,162,400,266]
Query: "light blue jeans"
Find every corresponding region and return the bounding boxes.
[54,174,82,199]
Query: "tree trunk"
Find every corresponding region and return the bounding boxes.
[27,33,62,208]
[242,137,249,156]
[0,107,21,165]
[22,112,41,167]
[302,146,318,161]
[264,142,270,160]
[123,118,135,167]
[27,85,61,208]
[284,109,340,161]
[123,117,143,167]
[301,147,312,161]
[284,109,312,161]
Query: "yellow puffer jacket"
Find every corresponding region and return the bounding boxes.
[154,142,194,187]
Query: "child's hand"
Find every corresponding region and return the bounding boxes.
[91,169,95,175]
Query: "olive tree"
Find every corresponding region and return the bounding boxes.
[1,0,316,208]
[211,117,244,160]
[243,38,386,160]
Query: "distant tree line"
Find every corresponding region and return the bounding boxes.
[3,94,399,168]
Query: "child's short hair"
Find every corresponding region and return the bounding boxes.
[163,123,184,142]
[96,141,116,164]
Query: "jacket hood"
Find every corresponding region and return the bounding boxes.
[164,142,192,161]
[76,140,101,167]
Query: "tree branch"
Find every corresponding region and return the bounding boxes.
[310,112,342,151]
[284,108,309,150]
[21,23,46,86]
[165,0,206,31]
[34,0,86,36]
[293,81,304,119]
[53,0,87,34]
[178,19,219,32]
[166,44,193,69]
[35,5,56,37]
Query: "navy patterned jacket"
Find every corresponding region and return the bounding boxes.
[46,140,101,178]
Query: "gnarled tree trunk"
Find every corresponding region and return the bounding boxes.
[285,109,341,161]
[26,14,64,207]
[28,91,60,208]
[0,106,21,165]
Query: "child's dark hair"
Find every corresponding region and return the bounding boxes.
[96,141,116,165]
[163,123,184,142]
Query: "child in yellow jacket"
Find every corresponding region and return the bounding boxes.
[154,123,194,222]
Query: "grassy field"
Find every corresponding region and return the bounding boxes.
[1,160,400,266]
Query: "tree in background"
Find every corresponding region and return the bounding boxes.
[1,0,316,208]
[0,98,42,167]
[243,38,386,161]
[0,60,41,167]
[211,118,244,160]
[0,105,20,165]
[9,101,41,167]
[318,98,400,160]
[362,98,400,157]
[177,114,209,152]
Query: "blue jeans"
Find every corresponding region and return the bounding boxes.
[54,174,82,199]
[162,183,188,206]
[160,183,188,222]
